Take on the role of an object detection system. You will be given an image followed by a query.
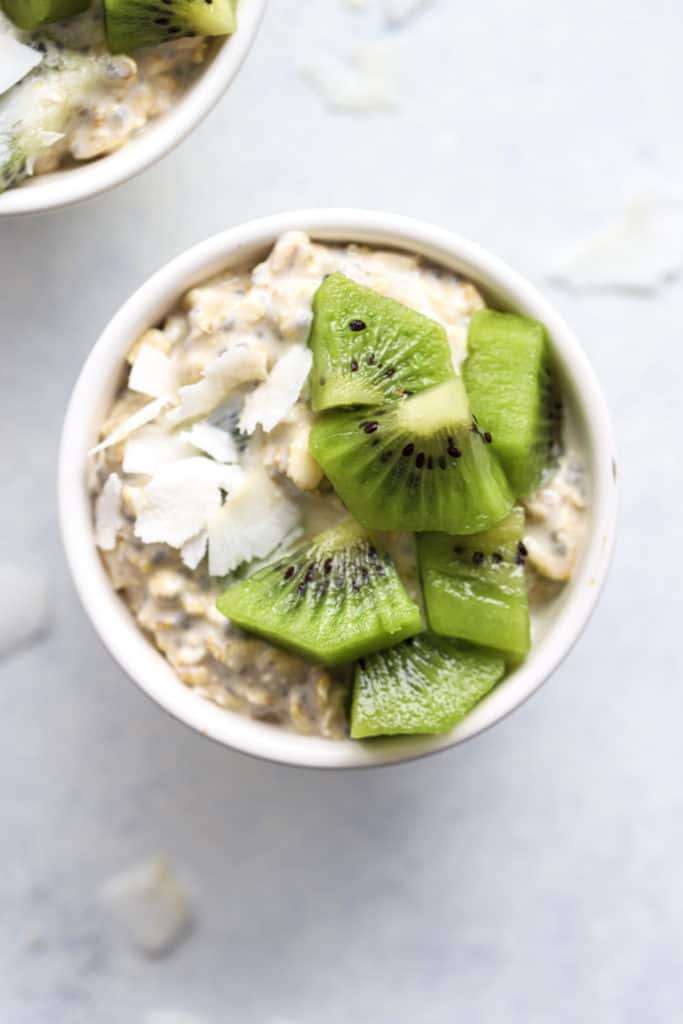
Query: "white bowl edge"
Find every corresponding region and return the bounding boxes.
[0,0,268,217]
[58,209,618,769]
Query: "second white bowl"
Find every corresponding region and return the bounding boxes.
[59,209,618,769]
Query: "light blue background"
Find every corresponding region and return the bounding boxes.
[1,1,682,1021]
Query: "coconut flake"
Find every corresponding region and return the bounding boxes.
[239,347,312,435]
[100,856,192,958]
[144,1013,209,1024]
[129,345,179,400]
[135,458,243,549]
[207,470,300,577]
[167,345,267,426]
[0,563,50,661]
[181,530,208,570]
[94,473,123,551]
[0,33,43,96]
[123,425,195,476]
[300,42,399,112]
[91,398,168,455]
[383,0,432,26]
[549,179,683,294]
[181,421,238,464]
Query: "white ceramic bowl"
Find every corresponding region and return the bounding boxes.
[59,209,617,769]
[0,0,268,217]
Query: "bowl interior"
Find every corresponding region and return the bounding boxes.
[59,212,617,769]
[0,0,268,217]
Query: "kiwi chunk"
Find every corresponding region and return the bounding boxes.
[351,634,506,738]
[104,0,236,54]
[308,273,455,412]
[1,0,90,30]
[308,378,512,534]
[216,519,423,668]
[463,310,559,497]
[417,507,531,659]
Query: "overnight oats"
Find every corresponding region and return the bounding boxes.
[0,0,238,192]
[90,232,589,740]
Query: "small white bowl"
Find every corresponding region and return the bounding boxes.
[0,0,268,217]
[59,210,618,769]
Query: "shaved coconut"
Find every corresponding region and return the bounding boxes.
[0,33,43,96]
[384,0,432,26]
[91,398,168,455]
[94,473,123,551]
[144,1013,209,1024]
[301,42,399,112]
[181,421,238,464]
[135,458,243,548]
[100,856,192,957]
[181,530,208,570]
[239,346,312,435]
[167,345,267,425]
[129,345,179,400]
[123,426,195,476]
[207,470,300,577]
[0,562,50,661]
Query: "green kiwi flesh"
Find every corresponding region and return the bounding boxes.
[308,273,455,412]
[463,310,559,497]
[1,0,89,30]
[350,634,506,738]
[417,507,531,658]
[308,378,513,534]
[104,0,236,53]
[216,519,423,668]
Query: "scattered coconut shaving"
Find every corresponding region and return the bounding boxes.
[94,473,123,551]
[181,530,208,571]
[144,1013,209,1024]
[549,178,683,294]
[167,345,267,426]
[300,41,399,112]
[91,398,169,455]
[181,421,239,464]
[0,31,43,96]
[100,856,192,958]
[239,347,313,435]
[129,345,179,400]
[123,425,195,476]
[0,562,50,661]
[135,458,243,549]
[383,0,433,27]
[207,470,300,577]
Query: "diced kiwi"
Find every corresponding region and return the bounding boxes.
[308,378,512,534]
[463,310,559,497]
[350,634,506,738]
[216,519,423,668]
[104,0,236,54]
[308,273,455,412]
[1,0,89,30]
[417,507,531,658]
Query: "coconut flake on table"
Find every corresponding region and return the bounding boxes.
[94,473,124,551]
[239,347,313,435]
[144,1012,210,1024]
[300,41,400,112]
[129,344,179,400]
[100,856,192,958]
[167,345,268,426]
[207,469,300,577]
[135,457,243,549]
[0,32,44,96]
[123,425,196,476]
[548,177,683,294]
[0,562,50,661]
[91,398,169,455]
[383,0,433,27]
[180,421,239,463]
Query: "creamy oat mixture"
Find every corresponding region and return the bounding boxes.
[90,231,588,738]
[0,3,209,192]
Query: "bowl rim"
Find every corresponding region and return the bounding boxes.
[0,0,268,217]
[58,208,618,769]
